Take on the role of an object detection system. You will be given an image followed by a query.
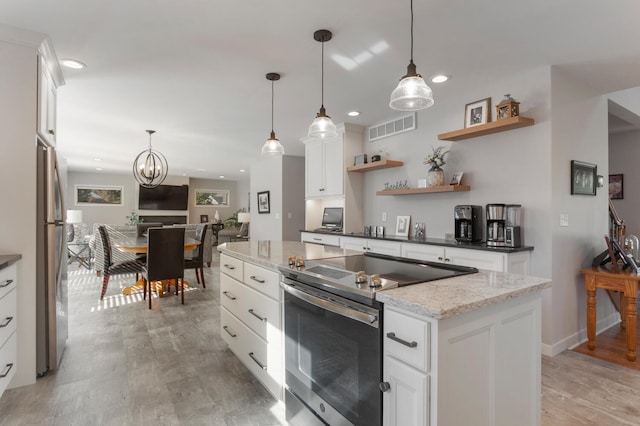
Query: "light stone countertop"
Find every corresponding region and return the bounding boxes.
[217,241,359,270]
[219,241,551,320]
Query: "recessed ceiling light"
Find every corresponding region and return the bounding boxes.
[93,158,101,161]
[431,74,449,83]
[196,168,206,172]
[348,111,360,117]
[95,167,103,171]
[219,175,225,179]
[240,169,246,173]
[60,59,86,70]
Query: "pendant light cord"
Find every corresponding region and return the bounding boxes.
[271,79,275,133]
[410,0,414,63]
[321,39,325,108]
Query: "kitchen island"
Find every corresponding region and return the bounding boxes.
[218,241,550,426]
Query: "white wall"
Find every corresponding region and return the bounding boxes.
[189,177,237,223]
[282,156,305,241]
[609,129,640,236]
[0,38,40,388]
[250,156,283,241]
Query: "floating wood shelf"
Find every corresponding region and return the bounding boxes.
[438,116,534,141]
[347,159,404,172]
[376,185,471,195]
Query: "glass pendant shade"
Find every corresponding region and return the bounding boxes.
[133,130,168,188]
[389,68,434,111]
[308,106,338,139]
[262,131,285,156]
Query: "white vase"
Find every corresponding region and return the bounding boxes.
[428,167,444,187]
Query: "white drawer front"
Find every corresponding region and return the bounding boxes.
[0,264,17,301]
[385,308,430,372]
[220,306,242,352]
[221,275,280,342]
[0,289,17,349]
[220,254,244,282]
[243,262,280,300]
[0,331,17,397]
[446,247,505,272]
[301,232,341,247]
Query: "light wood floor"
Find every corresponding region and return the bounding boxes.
[2,251,640,425]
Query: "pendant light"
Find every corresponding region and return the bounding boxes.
[261,73,285,156]
[133,130,168,188]
[308,29,338,140]
[389,0,434,111]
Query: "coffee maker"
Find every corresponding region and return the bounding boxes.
[486,204,506,246]
[454,205,482,243]
[505,204,523,247]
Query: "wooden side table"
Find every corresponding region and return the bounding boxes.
[580,266,640,362]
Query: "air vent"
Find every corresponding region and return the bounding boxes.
[368,112,416,142]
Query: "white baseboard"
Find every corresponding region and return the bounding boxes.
[541,312,620,357]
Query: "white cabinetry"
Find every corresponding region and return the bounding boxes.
[300,231,341,247]
[401,243,530,274]
[219,254,283,401]
[37,41,63,147]
[305,138,343,198]
[340,236,402,257]
[383,293,541,426]
[0,263,18,398]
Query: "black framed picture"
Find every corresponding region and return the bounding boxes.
[571,160,597,196]
[609,174,623,199]
[257,191,270,214]
[200,214,209,223]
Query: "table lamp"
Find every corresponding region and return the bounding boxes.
[237,212,250,238]
[66,209,84,242]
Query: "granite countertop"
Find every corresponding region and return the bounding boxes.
[219,241,550,320]
[217,241,360,270]
[375,270,550,319]
[301,230,534,253]
[0,254,22,270]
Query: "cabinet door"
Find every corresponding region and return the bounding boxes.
[401,244,445,263]
[322,137,344,197]
[37,56,57,146]
[383,356,428,426]
[305,140,325,197]
[340,236,367,252]
[445,247,505,271]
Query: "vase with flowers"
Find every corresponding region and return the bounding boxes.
[423,145,449,187]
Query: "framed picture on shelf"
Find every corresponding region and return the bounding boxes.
[195,189,229,206]
[609,174,623,199]
[75,185,123,206]
[450,171,464,186]
[570,160,597,196]
[464,97,491,128]
[200,214,209,223]
[257,191,270,214]
[395,215,411,237]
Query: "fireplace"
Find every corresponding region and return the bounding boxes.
[139,215,187,225]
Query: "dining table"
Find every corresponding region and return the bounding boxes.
[112,236,200,297]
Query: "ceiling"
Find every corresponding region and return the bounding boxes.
[3,0,640,182]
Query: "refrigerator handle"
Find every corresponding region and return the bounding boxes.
[54,156,66,285]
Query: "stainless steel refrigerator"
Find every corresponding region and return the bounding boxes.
[36,140,68,376]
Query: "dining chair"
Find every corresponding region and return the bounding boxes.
[134,222,163,279]
[142,227,186,309]
[184,223,208,288]
[98,225,146,300]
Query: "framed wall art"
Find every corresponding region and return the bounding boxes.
[395,215,411,237]
[257,191,270,214]
[464,97,491,128]
[609,174,623,199]
[75,185,123,205]
[571,160,597,196]
[200,214,209,223]
[195,189,229,206]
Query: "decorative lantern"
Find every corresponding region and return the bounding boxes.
[496,94,520,120]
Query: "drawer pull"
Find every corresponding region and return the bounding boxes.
[0,279,13,288]
[249,352,267,370]
[223,264,235,270]
[0,316,13,328]
[0,363,13,378]
[386,332,417,348]
[379,381,391,393]
[222,291,236,300]
[437,257,443,261]
[249,275,265,284]
[248,309,267,322]
[222,326,237,338]
[313,238,321,241]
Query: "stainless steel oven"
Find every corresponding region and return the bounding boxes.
[279,252,477,426]
[281,277,382,426]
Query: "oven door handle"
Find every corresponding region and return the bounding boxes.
[282,282,379,328]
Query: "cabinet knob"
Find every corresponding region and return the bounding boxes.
[48,129,55,135]
[438,256,443,261]
[379,381,391,393]
[444,258,450,262]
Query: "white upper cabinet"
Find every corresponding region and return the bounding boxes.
[37,39,64,147]
[305,136,344,198]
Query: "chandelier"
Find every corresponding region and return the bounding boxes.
[133,130,168,188]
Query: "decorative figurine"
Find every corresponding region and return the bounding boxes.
[496,94,520,120]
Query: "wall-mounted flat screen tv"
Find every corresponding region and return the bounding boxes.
[138,184,189,210]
